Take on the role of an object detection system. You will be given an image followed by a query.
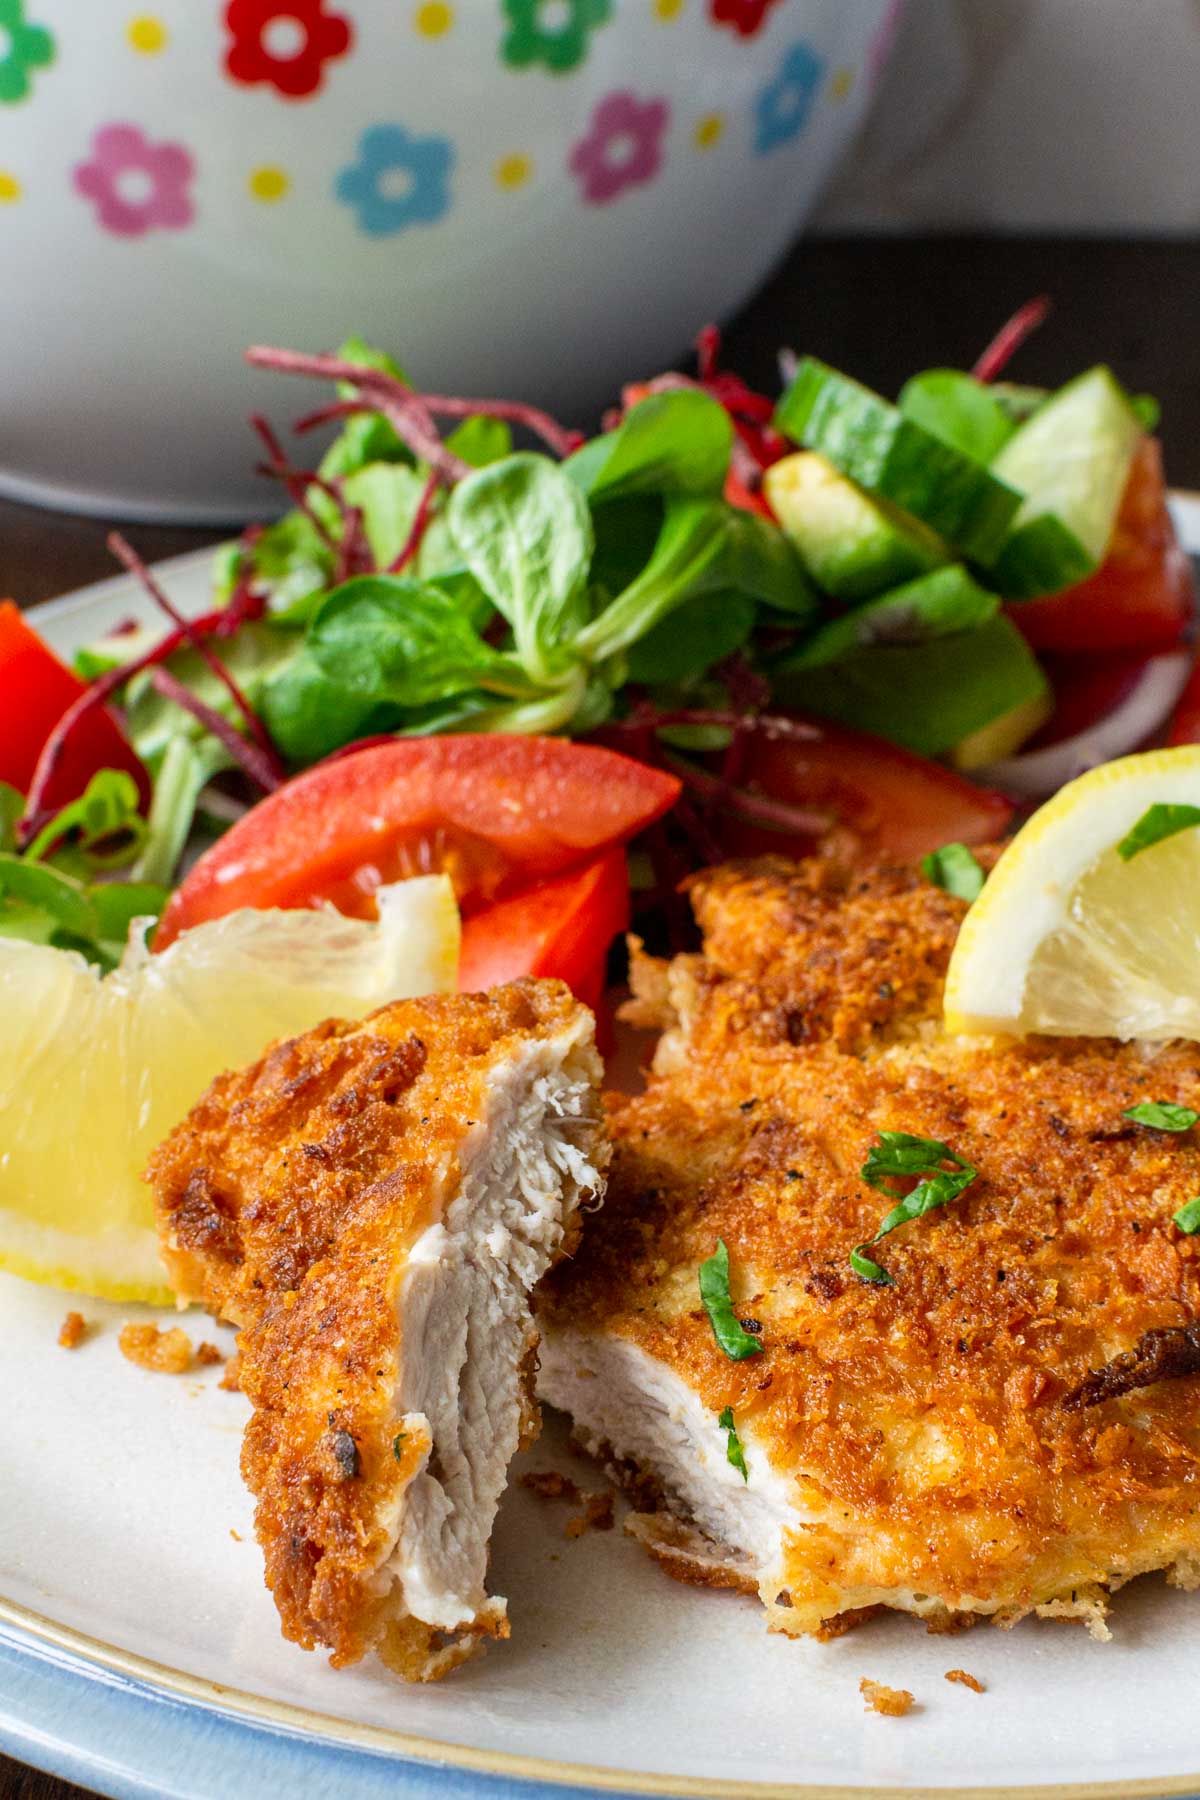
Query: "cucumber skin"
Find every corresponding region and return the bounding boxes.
[774,612,1049,758]
[777,564,999,673]
[987,366,1143,599]
[764,452,948,604]
[775,360,1022,564]
[988,514,1097,601]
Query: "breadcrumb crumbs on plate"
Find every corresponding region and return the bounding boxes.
[860,1679,916,1717]
[945,1668,986,1693]
[219,1352,241,1392]
[57,1310,86,1349]
[118,1322,192,1374]
[230,1528,243,1542]
[520,1470,581,1504]
[565,1491,616,1539]
[196,1341,222,1366]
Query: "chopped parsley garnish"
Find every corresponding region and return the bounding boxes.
[1124,1101,1200,1132]
[392,1432,407,1461]
[1174,1197,1200,1234]
[920,841,985,902]
[850,1244,892,1284]
[1116,803,1200,862]
[718,1406,749,1482]
[852,1131,979,1286]
[698,1239,764,1361]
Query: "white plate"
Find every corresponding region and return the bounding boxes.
[4,534,1200,1800]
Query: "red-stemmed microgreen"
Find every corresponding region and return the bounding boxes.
[107,534,285,779]
[148,669,282,794]
[245,346,469,483]
[972,295,1052,383]
[388,467,440,574]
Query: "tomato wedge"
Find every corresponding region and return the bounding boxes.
[458,848,628,997]
[0,602,148,809]
[1008,439,1194,653]
[715,718,1014,863]
[724,470,775,520]
[157,736,679,948]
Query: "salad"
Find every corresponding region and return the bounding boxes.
[2,301,1195,995]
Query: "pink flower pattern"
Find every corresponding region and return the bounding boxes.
[569,90,669,206]
[73,123,194,238]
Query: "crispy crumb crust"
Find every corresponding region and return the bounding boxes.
[542,856,1200,1639]
[860,1679,914,1717]
[58,1310,86,1349]
[148,981,599,1680]
[118,1321,192,1373]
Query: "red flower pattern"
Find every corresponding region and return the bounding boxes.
[708,0,783,37]
[224,0,353,100]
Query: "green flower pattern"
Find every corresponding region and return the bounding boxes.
[0,0,53,105]
[501,0,612,75]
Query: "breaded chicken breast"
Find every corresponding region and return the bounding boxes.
[538,857,1200,1642]
[149,980,606,1681]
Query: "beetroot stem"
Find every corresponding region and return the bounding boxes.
[972,295,1052,383]
[416,393,584,458]
[388,468,440,574]
[602,707,822,745]
[663,753,831,838]
[249,414,344,555]
[245,346,468,483]
[149,668,281,793]
[107,533,285,781]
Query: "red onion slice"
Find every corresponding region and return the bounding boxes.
[975,650,1193,798]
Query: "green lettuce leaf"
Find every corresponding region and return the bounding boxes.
[447,453,592,681]
[898,369,1018,462]
[565,389,732,502]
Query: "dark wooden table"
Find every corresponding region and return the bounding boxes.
[2,235,1196,1800]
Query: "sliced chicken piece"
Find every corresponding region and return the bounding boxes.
[538,856,1200,1643]
[148,980,606,1681]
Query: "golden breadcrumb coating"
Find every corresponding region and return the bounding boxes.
[860,1679,915,1717]
[58,1310,86,1349]
[149,980,602,1679]
[118,1322,192,1374]
[541,856,1200,1641]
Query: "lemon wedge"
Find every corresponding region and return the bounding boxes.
[0,877,459,1302]
[944,746,1200,1040]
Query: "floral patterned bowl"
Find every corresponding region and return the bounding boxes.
[0,0,898,521]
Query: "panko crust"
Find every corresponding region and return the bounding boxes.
[543,858,1200,1637]
[149,980,591,1675]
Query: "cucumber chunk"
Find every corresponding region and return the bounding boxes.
[777,564,999,672]
[774,612,1050,759]
[774,358,1022,563]
[988,366,1143,599]
[950,689,1054,771]
[764,452,949,602]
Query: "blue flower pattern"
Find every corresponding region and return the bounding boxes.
[753,40,825,155]
[336,124,454,237]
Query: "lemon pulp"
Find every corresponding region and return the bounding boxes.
[945,745,1200,1041]
[0,877,459,1301]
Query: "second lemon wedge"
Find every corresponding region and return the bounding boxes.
[0,876,460,1303]
[945,744,1200,1041]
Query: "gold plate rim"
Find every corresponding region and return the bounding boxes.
[3,1590,1200,1800]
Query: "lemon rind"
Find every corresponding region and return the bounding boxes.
[945,745,1200,1034]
